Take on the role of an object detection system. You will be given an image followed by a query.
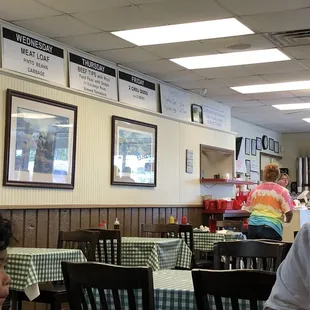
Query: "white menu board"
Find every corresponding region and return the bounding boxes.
[69,52,117,100]
[118,70,157,111]
[2,27,65,85]
[202,105,226,130]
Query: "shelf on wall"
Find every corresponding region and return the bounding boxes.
[201,178,255,185]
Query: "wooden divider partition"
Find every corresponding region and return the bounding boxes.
[1,205,203,248]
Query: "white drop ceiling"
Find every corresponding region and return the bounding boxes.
[3,0,310,133]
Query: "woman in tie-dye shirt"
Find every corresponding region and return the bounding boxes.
[246,163,293,241]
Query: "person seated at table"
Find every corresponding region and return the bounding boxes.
[0,215,12,305]
[264,223,310,309]
[277,173,290,189]
[245,163,293,241]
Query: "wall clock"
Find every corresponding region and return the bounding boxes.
[262,135,268,150]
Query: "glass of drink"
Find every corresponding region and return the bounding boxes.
[209,218,217,233]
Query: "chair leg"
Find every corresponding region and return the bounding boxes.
[51,300,62,310]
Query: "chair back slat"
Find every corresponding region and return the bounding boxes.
[86,229,122,265]
[62,262,155,310]
[141,224,179,238]
[192,269,276,310]
[58,230,100,261]
[214,240,284,271]
[178,224,194,252]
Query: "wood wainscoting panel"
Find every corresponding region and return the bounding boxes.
[3,206,203,248]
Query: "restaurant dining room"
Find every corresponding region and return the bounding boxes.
[1,0,310,309]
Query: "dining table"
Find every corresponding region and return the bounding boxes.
[118,237,192,271]
[6,247,86,301]
[92,269,264,310]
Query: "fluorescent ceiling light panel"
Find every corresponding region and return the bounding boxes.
[273,103,310,110]
[170,49,289,69]
[231,80,310,94]
[303,118,310,123]
[111,18,253,46]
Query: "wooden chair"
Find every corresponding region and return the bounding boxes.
[259,239,292,261]
[141,224,179,238]
[216,220,244,233]
[214,240,284,271]
[86,229,122,265]
[13,230,100,310]
[178,224,213,269]
[62,262,155,310]
[192,269,276,310]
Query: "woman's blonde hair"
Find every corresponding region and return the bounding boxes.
[263,163,280,182]
[279,173,290,186]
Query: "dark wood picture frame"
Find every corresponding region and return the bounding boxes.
[274,141,279,154]
[269,138,275,152]
[256,137,262,151]
[245,138,251,155]
[111,116,157,187]
[251,139,257,156]
[3,89,78,189]
[191,104,203,124]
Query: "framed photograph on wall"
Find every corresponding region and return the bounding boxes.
[251,139,257,156]
[245,159,251,176]
[269,138,275,151]
[191,104,203,124]
[256,137,262,150]
[245,138,250,155]
[274,141,279,154]
[3,89,78,189]
[111,116,157,187]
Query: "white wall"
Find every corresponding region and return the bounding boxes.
[0,71,236,206]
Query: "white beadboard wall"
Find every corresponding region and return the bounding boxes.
[0,71,235,206]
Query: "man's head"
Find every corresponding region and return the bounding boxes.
[0,216,12,305]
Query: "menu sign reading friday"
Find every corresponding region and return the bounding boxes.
[2,27,65,85]
[118,71,157,111]
[69,53,117,100]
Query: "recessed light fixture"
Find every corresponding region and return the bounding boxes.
[273,103,310,110]
[231,80,310,94]
[170,49,289,69]
[303,118,310,123]
[111,18,253,46]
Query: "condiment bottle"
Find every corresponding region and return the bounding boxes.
[98,220,107,229]
[169,215,175,224]
[182,216,187,225]
[114,218,120,229]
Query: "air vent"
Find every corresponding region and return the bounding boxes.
[266,29,310,47]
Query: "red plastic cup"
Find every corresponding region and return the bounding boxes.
[209,218,217,233]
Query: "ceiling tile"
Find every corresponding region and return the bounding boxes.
[170,79,209,90]
[245,60,305,75]
[221,100,264,107]
[246,92,296,100]
[218,0,310,15]
[300,96,310,102]
[55,32,134,52]
[289,89,310,96]
[299,59,310,70]
[194,67,253,79]
[125,59,183,74]
[205,94,253,102]
[283,46,310,60]
[240,8,310,32]
[138,0,232,25]
[260,70,310,83]
[14,15,99,37]
[259,97,305,105]
[201,75,266,88]
[200,34,275,53]
[143,41,215,59]
[152,70,204,82]
[36,0,130,13]
[92,47,160,63]
[0,0,61,20]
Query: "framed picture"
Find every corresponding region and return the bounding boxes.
[251,139,257,156]
[111,116,157,187]
[245,138,251,155]
[274,141,279,154]
[256,137,262,150]
[245,159,251,176]
[191,104,203,124]
[3,89,77,189]
[269,138,275,151]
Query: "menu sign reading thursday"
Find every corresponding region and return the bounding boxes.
[2,27,65,85]
[69,53,117,100]
[118,70,157,111]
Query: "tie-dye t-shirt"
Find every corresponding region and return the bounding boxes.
[246,182,293,237]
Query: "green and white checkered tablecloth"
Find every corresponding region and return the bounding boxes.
[90,270,264,309]
[192,231,245,251]
[7,247,86,292]
[119,237,192,271]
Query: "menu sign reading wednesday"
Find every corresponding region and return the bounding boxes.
[118,70,157,111]
[69,52,117,100]
[2,27,65,85]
